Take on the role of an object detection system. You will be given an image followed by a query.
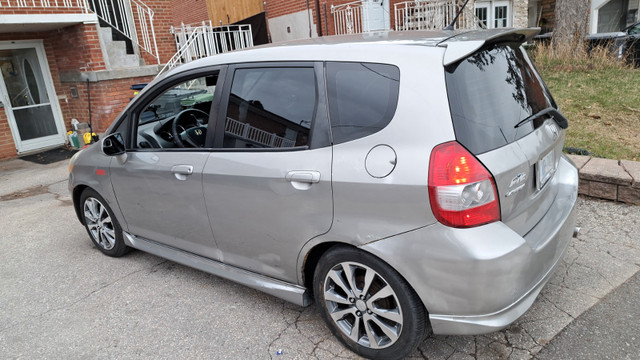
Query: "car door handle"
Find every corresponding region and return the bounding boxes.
[171,165,193,180]
[285,171,321,184]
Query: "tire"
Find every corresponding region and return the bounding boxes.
[80,188,130,257]
[313,246,427,360]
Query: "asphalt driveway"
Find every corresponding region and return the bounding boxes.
[1,158,638,359]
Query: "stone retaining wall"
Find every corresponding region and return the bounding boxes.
[568,155,640,205]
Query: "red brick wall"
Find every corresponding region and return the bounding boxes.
[540,0,556,33]
[0,111,17,160]
[139,0,177,65]
[62,75,156,134]
[170,0,210,26]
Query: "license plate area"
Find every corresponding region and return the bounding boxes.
[536,150,555,189]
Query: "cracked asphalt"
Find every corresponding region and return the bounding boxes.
[1,158,639,359]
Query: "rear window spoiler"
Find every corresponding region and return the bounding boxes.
[438,28,541,66]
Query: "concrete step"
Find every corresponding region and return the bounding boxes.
[97,26,143,69]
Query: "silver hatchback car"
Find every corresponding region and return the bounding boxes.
[69,28,578,359]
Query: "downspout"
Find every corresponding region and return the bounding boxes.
[306,0,313,38]
[315,0,323,36]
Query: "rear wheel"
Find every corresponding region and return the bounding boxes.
[313,246,426,359]
[80,188,129,257]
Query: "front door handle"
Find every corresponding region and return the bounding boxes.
[286,170,321,184]
[171,165,193,180]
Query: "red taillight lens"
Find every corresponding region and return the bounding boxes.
[428,141,500,228]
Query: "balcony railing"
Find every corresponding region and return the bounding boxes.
[394,0,485,31]
[0,0,159,63]
[159,22,253,76]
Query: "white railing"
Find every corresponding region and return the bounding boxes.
[159,22,253,76]
[0,0,159,63]
[0,0,89,11]
[394,0,485,31]
[225,117,295,148]
[331,1,365,35]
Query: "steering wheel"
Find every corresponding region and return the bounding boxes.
[171,108,209,148]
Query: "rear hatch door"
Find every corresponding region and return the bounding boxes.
[443,36,567,237]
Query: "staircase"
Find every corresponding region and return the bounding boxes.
[88,0,159,65]
[97,25,143,68]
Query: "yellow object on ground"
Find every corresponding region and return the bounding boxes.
[83,132,96,144]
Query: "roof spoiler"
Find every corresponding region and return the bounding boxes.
[438,28,541,66]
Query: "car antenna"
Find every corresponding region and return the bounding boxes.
[444,0,471,31]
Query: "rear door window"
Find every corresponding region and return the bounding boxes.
[325,62,400,144]
[223,67,315,149]
[445,44,555,154]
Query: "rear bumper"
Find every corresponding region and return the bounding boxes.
[361,155,578,335]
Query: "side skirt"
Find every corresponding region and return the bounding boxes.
[124,232,312,306]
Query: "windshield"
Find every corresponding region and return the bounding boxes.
[445,44,556,154]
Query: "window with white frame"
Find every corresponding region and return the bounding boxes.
[474,0,511,29]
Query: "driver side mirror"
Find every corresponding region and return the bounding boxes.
[102,133,126,156]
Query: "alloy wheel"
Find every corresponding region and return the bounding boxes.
[323,261,403,349]
[83,197,116,251]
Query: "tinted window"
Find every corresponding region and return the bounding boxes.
[326,62,400,144]
[445,44,555,154]
[224,67,315,148]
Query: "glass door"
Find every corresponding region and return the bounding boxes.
[0,43,65,153]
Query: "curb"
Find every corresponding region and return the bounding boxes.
[568,155,640,205]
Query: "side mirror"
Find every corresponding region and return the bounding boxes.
[102,133,126,156]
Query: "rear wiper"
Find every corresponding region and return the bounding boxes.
[514,107,568,129]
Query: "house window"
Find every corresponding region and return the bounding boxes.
[475,6,488,28]
[474,1,511,29]
[494,5,509,28]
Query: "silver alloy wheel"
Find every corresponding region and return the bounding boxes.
[83,197,116,251]
[323,261,403,349]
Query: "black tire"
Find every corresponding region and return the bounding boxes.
[313,245,427,359]
[79,188,130,257]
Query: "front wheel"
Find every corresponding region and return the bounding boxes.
[313,246,427,359]
[80,188,130,257]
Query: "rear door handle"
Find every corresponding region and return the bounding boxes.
[286,171,321,184]
[171,165,193,180]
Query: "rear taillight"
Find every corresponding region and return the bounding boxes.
[428,141,500,228]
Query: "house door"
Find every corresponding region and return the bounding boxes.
[0,42,66,154]
[362,0,390,31]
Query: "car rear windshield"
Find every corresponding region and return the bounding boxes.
[445,44,556,155]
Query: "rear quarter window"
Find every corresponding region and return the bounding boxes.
[326,62,400,144]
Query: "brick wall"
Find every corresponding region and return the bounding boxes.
[170,0,210,26]
[0,111,17,160]
[61,75,156,134]
[142,0,177,64]
[540,0,555,33]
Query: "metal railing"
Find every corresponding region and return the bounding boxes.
[0,0,159,63]
[331,1,365,35]
[394,0,485,31]
[159,22,253,76]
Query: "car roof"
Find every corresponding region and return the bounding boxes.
[163,28,540,77]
